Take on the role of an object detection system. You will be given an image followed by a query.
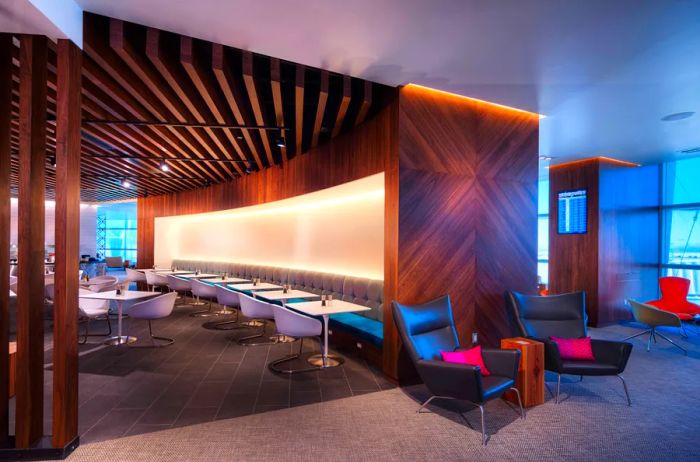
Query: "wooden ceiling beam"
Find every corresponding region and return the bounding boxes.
[332,75,351,137]
[242,50,274,167]
[294,65,305,156]
[212,43,263,170]
[179,36,245,175]
[311,70,329,148]
[270,58,287,162]
[355,80,372,126]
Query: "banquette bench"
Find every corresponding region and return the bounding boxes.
[172,259,384,365]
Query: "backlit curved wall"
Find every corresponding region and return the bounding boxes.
[153,173,384,279]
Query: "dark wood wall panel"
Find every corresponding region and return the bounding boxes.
[383,85,538,380]
[137,97,397,267]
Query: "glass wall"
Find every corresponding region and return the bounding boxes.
[96,201,138,265]
[662,156,700,301]
[537,178,550,285]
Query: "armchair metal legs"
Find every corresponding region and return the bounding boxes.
[128,320,174,348]
[508,387,526,419]
[189,298,216,317]
[268,338,322,374]
[555,373,632,406]
[623,327,687,355]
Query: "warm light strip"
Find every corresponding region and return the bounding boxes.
[405,83,545,119]
[549,156,640,169]
[176,189,385,223]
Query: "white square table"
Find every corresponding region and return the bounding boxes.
[79,290,160,345]
[228,282,283,292]
[153,270,195,276]
[286,300,371,368]
[178,273,219,279]
[254,289,319,302]
[201,277,251,284]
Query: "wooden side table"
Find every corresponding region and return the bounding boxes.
[500,337,544,408]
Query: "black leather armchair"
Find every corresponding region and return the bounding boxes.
[393,295,524,445]
[505,291,632,405]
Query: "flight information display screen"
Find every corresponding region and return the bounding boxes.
[557,189,587,234]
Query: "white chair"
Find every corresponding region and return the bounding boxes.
[167,275,193,306]
[268,305,322,374]
[145,271,169,292]
[204,285,242,330]
[128,292,177,348]
[78,288,111,344]
[125,268,147,289]
[232,293,282,346]
[190,279,220,317]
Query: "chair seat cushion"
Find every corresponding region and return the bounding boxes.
[646,299,700,318]
[559,360,619,376]
[329,312,383,348]
[482,375,514,400]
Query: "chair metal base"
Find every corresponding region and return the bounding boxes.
[128,320,175,348]
[233,320,280,346]
[623,327,687,355]
[79,316,112,344]
[268,338,322,374]
[554,373,631,406]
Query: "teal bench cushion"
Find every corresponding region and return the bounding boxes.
[329,312,383,348]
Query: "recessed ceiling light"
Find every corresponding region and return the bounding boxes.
[121,178,131,188]
[661,111,695,122]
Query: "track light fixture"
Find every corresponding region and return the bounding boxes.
[275,129,286,148]
[49,156,56,167]
[203,179,212,187]
[121,178,131,188]
[159,160,169,172]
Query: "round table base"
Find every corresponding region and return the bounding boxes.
[104,335,137,346]
[307,354,344,368]
[271,335,296,343]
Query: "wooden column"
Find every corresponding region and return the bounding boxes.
[16,34,47,449]
[52,39,81,449]
[0,33,12,446]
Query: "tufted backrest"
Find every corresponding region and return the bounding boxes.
[392,295,459,362]
[171,259,384,322]
[506,291,587,339]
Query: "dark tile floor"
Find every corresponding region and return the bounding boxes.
[20,292,394,444]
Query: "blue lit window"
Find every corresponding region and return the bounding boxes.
[96,201,138,265]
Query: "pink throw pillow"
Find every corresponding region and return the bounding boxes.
[549,336,595,361]
[440,345,491,376]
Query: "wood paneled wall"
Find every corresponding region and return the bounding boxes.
[137,94,397,267]
[549,158,655,326]
[138,84,539,382]
[383,85,539,380]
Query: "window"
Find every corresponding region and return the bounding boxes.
[97,201,137,264]
[661,156,700,301]
[538,178,550,285]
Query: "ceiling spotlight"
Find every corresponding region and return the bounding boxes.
[275,137,286,148]
[245,166,252,174]
[203,179,211,187]
[159,160,169,172]
[661,111,695,122]
[49,156,56,167]
[121,178,131,188]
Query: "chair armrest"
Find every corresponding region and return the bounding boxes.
[415,360,483,403]
[591,339,632,372]
[527,336,563,372]
[481,348,520,380]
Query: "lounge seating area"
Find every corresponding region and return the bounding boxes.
[3,2,700,461]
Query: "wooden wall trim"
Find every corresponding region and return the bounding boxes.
[52,39,81,449]
[16,34,47,449]
[0,33,12,445]
[137,96,397,268]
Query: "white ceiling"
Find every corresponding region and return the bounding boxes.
[56,1,700,165]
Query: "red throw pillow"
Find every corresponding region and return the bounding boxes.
[440,345,491,376]
[549,336,595,361]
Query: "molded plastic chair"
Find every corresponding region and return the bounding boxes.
[624,300,687,355]
[190,279,221,317]
[167,275,193,306]
[505,291,633,405]
[646,277,700,320]
[128,292,177,347]
[78,288,111,344]
[393,295,523,445]
[145,271,169,292]
[125,268,147,288]
[268,305,323,374]
[231,293,276,346]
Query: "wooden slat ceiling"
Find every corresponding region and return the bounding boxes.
[8,13,393,202]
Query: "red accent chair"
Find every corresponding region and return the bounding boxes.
[645,277,700,321]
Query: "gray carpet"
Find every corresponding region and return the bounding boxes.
[64,322,700,462]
